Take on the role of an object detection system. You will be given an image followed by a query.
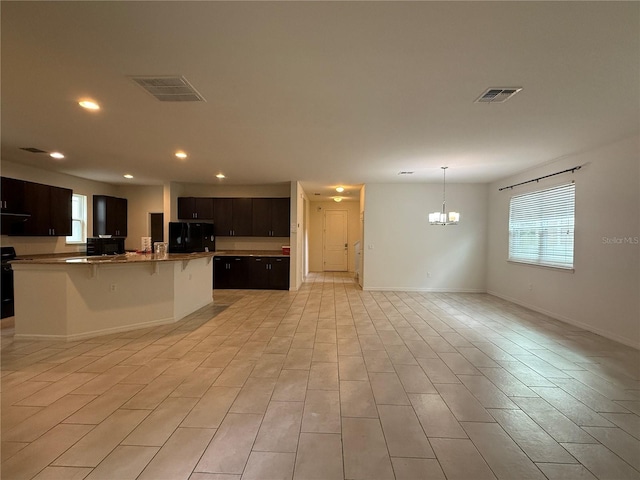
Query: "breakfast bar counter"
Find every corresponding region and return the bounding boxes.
[11,252,216,341]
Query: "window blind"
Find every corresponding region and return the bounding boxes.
[508,182,575,269]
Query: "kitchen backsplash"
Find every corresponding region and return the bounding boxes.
[216,236,288,252]
[0,235,85,256]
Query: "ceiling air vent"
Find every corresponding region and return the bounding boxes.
[398,171,414,175]
[130,75,206,102]
[475,87,522,104]
[20,147,48,153]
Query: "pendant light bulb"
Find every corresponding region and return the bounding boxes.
[429,166,460,226]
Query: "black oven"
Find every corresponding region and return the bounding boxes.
[86,237,125,256]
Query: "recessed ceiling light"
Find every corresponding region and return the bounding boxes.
[333,197,342,203]
[78,100,100,110]
[216,173,225,179]
[336,186,345,193]
[49,152,65,159]
[123,174,134,179]
[175,151,188,159]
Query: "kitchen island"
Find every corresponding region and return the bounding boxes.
[11,252,215,341]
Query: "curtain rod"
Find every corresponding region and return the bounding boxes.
[498,165,583,191]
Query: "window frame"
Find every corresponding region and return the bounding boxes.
[508,182,576,271]
[66,193,87,245]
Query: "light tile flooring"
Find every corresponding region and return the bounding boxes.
[1,272,639,480]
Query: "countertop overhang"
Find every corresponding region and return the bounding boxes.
[10,250,289,265]
[11,252,216,265]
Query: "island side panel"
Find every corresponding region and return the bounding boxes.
[13,262,176,341]
[14,266,70,338]
[173,256,214,321]
[65,262,176,339]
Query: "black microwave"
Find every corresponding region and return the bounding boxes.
[86,237,125,256]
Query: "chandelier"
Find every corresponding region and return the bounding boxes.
[429,167,460,225]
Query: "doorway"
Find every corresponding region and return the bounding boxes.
[323,209,348,271]
[149,212,164,243]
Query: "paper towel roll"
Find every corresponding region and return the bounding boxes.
[141,237,152,253]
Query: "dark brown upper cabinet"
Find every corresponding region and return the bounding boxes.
[213,198,253,236]
[252,198,290,237]
[17,181,72,236]
[93,195,128,237]
[178,197,214,220]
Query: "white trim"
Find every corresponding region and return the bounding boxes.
[14,315,179,342]
[487,290,640,350]
[507,260,575,273]
[66,193,87,245]
[363,287,486,293]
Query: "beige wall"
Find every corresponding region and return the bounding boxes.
[180,183,290,198]
[308,200,361,272]
[362,183,488,292]
[487,135,640,348]
[117,185,164,251]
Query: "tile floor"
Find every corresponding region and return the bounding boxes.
[1,272,639,480]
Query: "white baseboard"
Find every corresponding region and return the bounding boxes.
[487,290,640,350]
[15,316,178,342]
[363,287,486,293]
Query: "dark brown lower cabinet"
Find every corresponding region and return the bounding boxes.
[213,256,250,289]
[214,256,289,290]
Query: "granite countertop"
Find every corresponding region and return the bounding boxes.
[11,252,216,265]
[10,249,288,265]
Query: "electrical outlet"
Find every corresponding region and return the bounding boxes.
[188,274,192,280]
[427,271,431,278]
[368,244,374,250]
[528,283,533,291]
[109,284,117,292]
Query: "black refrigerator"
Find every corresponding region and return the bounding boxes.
[168,222,215,253]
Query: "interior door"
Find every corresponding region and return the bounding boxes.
[150,212,164,243]
[323,210,348,271]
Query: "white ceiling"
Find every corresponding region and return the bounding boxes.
[1,1,638,201]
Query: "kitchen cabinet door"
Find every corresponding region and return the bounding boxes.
[251,199,271,237]
[251,198,290,237]
[22,182,50,235]
[178,197,195,220]
[228,256,250,288]
[248,257,270,289]
[1,177,25,214]
[271,198,290,237]
[268,257,290,290]
[195,198,214,219]
[49,185,72,236]
[112,197,128,236]
[213,198,233,236]
[213,256,250,289]
[213,256,230,289]
[214,198,252,236]
[19,182,72,236]
[178,197,214,220]
[247,256,289,290]
[232,198,253,236]
[93,195,128,237]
